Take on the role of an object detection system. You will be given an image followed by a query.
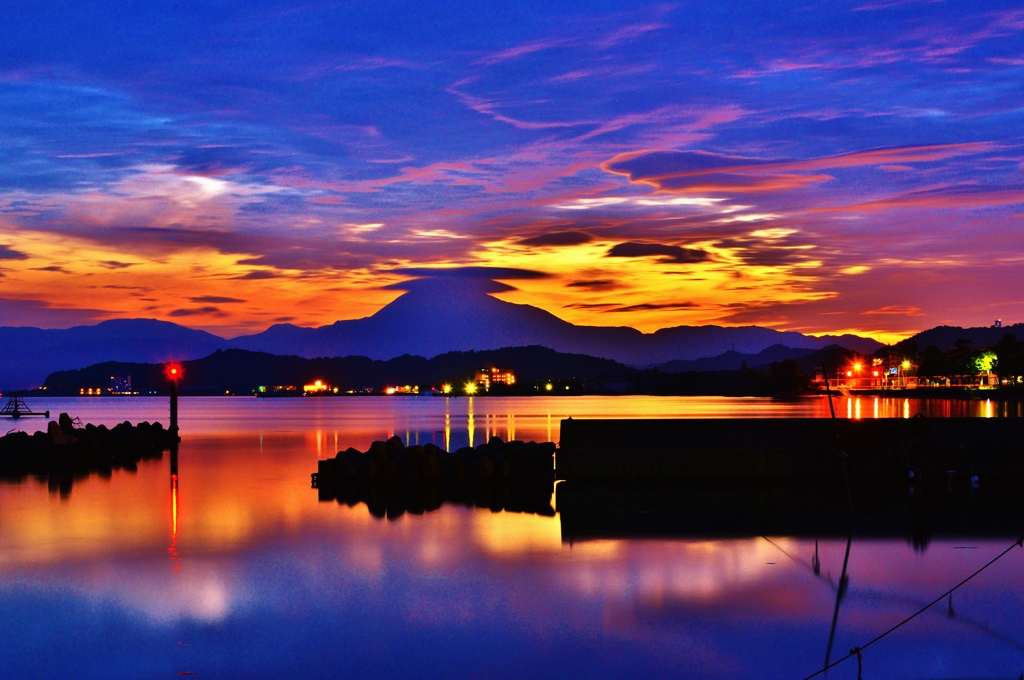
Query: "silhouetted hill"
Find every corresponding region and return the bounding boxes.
[900,323,1024,351]
[42,346,634,395]
[0,319,227,391]
[655,344,815,373]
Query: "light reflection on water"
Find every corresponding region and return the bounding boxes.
[0,396,1022,679]
[6,394,1022,446]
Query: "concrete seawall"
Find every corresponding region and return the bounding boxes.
[557,417,1024,481]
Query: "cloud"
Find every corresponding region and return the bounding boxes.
[232,271,279,280]
[0,297,107,328]
[606,242,710,264]
[609,302,700,312]
[189,296,246,304]
[519,231,594,247]
[566,279,617,290]
[0,244,28,260]
[601,144,993,194]
[446,84,588,131]
[169,306,222,317]
[862,305,924,316]
[811,186,1024,213]
[473,38,570,66]
[388,266,549,280]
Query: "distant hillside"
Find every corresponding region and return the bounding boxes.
[42,346,634,395]
[42,344,866,398]
[900,323,1024,351]
[655,344,815,373]
[0,319,228,391]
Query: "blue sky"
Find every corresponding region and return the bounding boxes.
[0,1,1022,339]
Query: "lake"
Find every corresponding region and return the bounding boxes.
[1,395,1022,679]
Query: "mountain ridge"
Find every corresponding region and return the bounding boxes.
[1,279,884,389]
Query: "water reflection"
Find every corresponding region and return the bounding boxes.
[1,397,1023,678]
[6,395,1022,446]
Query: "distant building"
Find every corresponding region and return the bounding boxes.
[257,385,299,397]
[109,374,132,395]
[475,363,516,391]
[303,380,334,394]
[385,385,419,395]
[994,319,1002,328]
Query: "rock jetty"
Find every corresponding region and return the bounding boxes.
[0,413,177,494]
[313,435,556,519]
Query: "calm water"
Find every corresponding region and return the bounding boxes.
[1,396,1022,679]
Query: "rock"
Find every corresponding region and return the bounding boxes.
[47,421,61,444]
[424,442,447,457]
[58,413,75,436]
[385,435,405,459]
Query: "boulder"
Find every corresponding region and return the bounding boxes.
[58,413,75,436]
[385,436,405,459]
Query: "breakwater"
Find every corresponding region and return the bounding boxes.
[0,413,177,494]
[312,435,556,519]
[557,417,1024,482]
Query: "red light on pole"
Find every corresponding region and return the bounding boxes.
[164,363,184,382]
[165,363,183,435]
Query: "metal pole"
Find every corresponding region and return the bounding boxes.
[170,379,178,435]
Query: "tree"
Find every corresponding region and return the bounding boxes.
[994,334,1024,383]
[768,359,810,394]
[949,339,975,378]
[917,345,951,380]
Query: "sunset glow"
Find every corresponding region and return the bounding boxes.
[1,3,1021,338]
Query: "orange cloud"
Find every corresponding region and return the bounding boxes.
[862,305,924,316]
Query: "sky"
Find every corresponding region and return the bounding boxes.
[0,1,1022,342]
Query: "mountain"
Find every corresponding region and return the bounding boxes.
[229,277,881,365]
[0,319,227,390]
[654,344,817,373]
[0,278,882,390]
[899,323,1024,351]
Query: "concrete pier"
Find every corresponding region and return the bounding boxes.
[557,417,1024,481]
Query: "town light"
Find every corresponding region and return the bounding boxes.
[901,360,911,370]
[853,362,862,372]
[441,383,452,394]
[464,382,477,395]
[545,383,553,391]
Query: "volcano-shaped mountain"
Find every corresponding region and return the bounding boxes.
[229,278,880,364]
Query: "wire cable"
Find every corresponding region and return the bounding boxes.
[800,535,1024,680]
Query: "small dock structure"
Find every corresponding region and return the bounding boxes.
[0,396,50,419]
